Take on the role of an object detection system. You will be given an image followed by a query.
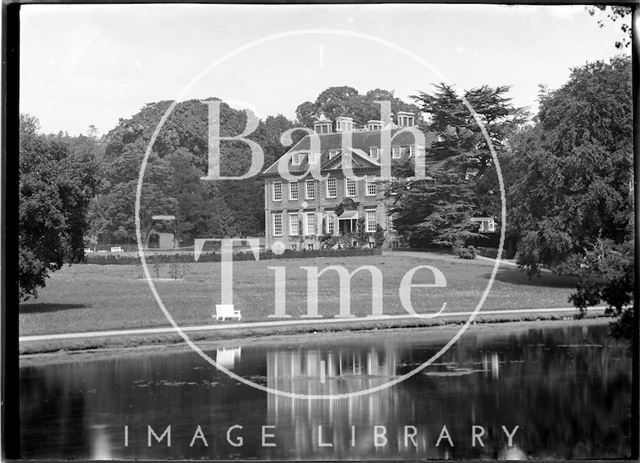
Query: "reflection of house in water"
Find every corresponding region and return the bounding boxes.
[481,351,501,380]
[216,347,242,369]
[267,348,398,397]
[267,347,421,456]
[89,424,112,460]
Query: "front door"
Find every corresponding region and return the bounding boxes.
[338,219,357,235]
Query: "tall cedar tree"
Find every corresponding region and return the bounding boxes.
[386,83,525,248]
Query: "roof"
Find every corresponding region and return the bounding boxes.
[262,127,436,176]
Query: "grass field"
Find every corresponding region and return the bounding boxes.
[19,252,583,337]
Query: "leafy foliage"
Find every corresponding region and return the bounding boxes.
[507,56,633,338]
[509,56,633,271]
[454,245,477,259]
[90,99,295,245]
[386,84,525,248]
[587,6,632,49]
[19,115,101,300]
[295,87,421,127]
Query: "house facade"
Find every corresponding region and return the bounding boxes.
[262,112,435,250]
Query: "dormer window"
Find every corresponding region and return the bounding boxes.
[328,149,339,160]
[369,147,380,160]
[292,152,301,166]
[392,146,401,159]
[336,117,354,133]
[397,111,415,127]
[313,114,332,134]
[314,123,331,134]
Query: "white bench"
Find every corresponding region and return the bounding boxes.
[215,304,241,321]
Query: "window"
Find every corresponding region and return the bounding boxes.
[272,181,282,201]
[305,212,316,235]
[291,244,297,251]
[345,178,357,197]
[272,212,283,236]
[305,179,315,199]
[315,123,330,134]
[480,219,496,233]
[289,213,299,235]
[369,147,380,160]
[409,145,416,157]
[289,182,299,200]
[309,152,319,164]
[326,177,337,198]
[326,212,335,235]
[292,152,301,166]
[329,149,339,159]
[365,210,377,233]
[392,146,401,159]
[366,178,377,196]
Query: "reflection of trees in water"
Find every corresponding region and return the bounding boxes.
[264,325,631,459]
[20,324,632,459]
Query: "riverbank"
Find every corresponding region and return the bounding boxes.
[19,251,602,359]
[19,312,613,362]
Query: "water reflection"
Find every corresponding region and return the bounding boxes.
[217,347,242,369]
[20,322,632,459]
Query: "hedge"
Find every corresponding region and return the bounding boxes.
[84,247,381,265]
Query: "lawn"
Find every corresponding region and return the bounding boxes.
[18,252,582,336]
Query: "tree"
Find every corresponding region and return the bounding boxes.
[294,86,421,127]
[19,115,100,300]
[587,6,632,49]
[386,83,525,248]
[90,99,296,245]
[508,56,633,338]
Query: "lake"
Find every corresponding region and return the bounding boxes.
[20,320,632,459]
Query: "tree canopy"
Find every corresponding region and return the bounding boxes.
[19,115,101,300]
[90,99,296,245]
[295,86,421,127]
[386,83,526,248]
[507,56,633,337]
[509,56,633,272]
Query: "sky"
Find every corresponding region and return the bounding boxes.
[20,3,629,136]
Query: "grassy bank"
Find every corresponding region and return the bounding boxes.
[20,253,584,338]
[19,315,612,360]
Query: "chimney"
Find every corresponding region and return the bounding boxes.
[335,116,354,133]
[313,114,332,134]
[396,111,415,127]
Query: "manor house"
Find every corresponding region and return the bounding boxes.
[262,113,435,250]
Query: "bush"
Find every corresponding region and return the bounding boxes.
[454,245,477,259]
[85,247,382,265]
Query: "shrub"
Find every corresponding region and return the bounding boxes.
[455,245,477,259]
[85,247,382,265]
